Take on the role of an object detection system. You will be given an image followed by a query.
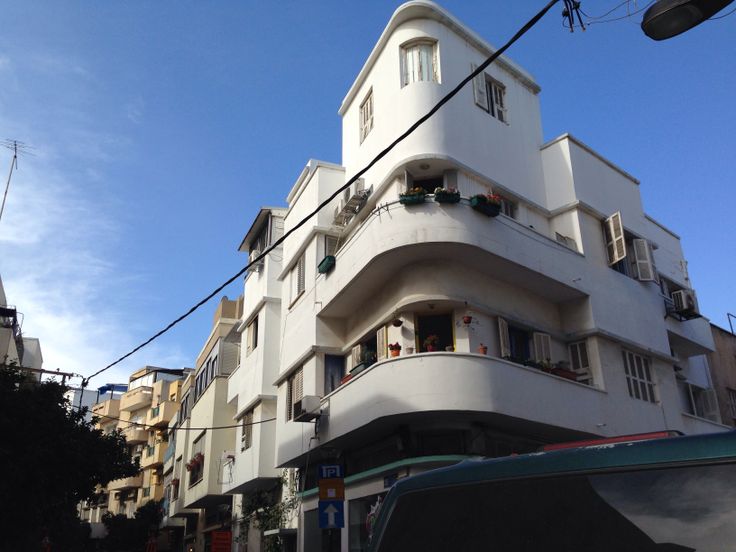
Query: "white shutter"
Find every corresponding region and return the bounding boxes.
[633,239,657,282]
[325,235,338,257]
[702,388,719,422]
[498,317,510,358]
[569,341,590,372]
[351,345,362,366]
[404,169,414,191]
[603,212,627,265]
[471,63,489,111]
[376,326,387,361]
[533,332,552,363]
[297,255,305,294]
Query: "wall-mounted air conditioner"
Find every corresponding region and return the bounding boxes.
[293,395,322,422]
[672,289,698,315]
[247,249,264,272]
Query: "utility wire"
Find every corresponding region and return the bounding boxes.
[708,5,736,20]
[84,0,562,385]
[74,404,275,431]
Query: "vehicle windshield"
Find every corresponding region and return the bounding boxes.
[373,462,736,551]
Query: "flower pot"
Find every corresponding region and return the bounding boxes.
[462,315,472,324]
[434,191,461,204]
[392,318,403,327]
[318,255,336,274]
[470,197,501,217]
[340,374,353,385]
[405,347,414,355]
[478,345,488,355]
[390,349,400,357]
[551,367,579,381]
[399,193,426,205]
[426,345,437,352]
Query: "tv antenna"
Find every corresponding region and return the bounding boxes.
[0,139,34,224]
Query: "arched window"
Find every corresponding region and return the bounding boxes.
[401,39,439,86]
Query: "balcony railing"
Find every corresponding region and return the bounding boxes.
[141,443,166,468]
[92,399,121,420]
[146,400,179,427]
[120,386,153,412]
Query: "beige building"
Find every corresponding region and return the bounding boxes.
[708,324,736,427]
[86,366,187,535]
[0,274,43,381]
[163,296,242,552]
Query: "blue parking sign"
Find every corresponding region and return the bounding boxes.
[319,464,344,479]
[318,500,345,529]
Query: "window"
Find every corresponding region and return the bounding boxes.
[360,89,374,142]
[472,65,507,123]
[602,212,658,282]
[498,318,531,361]
[569,341,592,384]
[499,196,516,219]
[241,410,253,451]
[401,40,438,86]
[285,367,304,421]
[622,350,656,403]
[246,315,259,353]
[291,254,305,302]
[728,388,736,420]
[324,354,345,395]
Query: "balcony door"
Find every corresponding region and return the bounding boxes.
[416,314,453,352]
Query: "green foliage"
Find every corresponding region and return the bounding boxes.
[102,499,164,551]
[0,364,139,551]
[238,471,299,552]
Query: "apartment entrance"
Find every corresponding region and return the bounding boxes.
[416,314,453,352]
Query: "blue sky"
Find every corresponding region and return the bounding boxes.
[0,1,733,386]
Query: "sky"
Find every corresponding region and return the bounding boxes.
[0,1,734,388]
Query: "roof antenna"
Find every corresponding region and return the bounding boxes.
[0,139,34,225]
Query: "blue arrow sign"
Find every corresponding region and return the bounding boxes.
[318,500,345,529]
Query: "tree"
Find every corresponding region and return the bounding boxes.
[0,364,138,551]
[102,499,164,551]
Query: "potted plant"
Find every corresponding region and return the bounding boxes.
[551,361,579,381]
[399,187,427,205]
[392,318,403,327]
[462,315,473,325]
[433,186,461,204]
[477,343,488,355]
[318,255,336,274]
[423,334,439,352]
[470,193,502,217]
[388,343,402,357]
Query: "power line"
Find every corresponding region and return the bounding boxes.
[84,0,563,385]
[708,5,736,20]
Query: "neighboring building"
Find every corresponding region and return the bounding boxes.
[86,366,186,537]
[708,324,736,427]
[164,296,242,552]
[65,383,128,423]
[0,274,43,381]
[221,3,725,551]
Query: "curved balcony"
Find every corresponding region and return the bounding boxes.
[141,443,166,468]
[277,352,684,465]
[121,425,148,445]
[317,199,586,319]
[120,386,153,412]
[107,473,142,491]
[92,399,120,420]
[146,400,179,427]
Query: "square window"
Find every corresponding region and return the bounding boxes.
[622,350,656,403]
[485,77,507,123]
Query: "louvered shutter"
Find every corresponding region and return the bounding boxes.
[533,332,552,362]
[498,317,511,358]
[325,235,338,257]
[633,239,657,282]
[351,345,362,367]
[603,212,627,265]
[376,326,387,361]
[702,388,719,422]
[294,368,303,404]
[472,63,489,111]
[405,169,414,191]
[297,255,305,294]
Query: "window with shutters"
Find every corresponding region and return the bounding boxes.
[246,315,259,354]
[622,350,656,403]
[569,341,592,384]
[679,382,719,421]
[602,213,658,283]
[472,65,508,124]
[291,254,306,304]
[603,212,627,267]
[286,367,304,422]
[532,332,552,363]
[360,89,374,143]
[401,39,439,87]
[325,235,339,258]
[324,354,346,395]
[498,318,532,363]
[241,410,253,451]
[727,388,736,421]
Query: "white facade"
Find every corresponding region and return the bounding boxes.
[216,3,725,551]
[0,274,43,380]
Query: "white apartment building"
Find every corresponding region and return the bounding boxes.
[203,3,725,551]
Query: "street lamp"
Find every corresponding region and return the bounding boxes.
[641,0,735,40]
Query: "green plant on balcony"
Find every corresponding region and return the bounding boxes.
[470,193,502,217]
[399,187,427,205]
[433,186,461,204]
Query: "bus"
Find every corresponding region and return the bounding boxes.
[368,430,736,551]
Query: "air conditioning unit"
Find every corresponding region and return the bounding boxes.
[293,395,322,422]
[672,289,698,315]
[247,249,264,272]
